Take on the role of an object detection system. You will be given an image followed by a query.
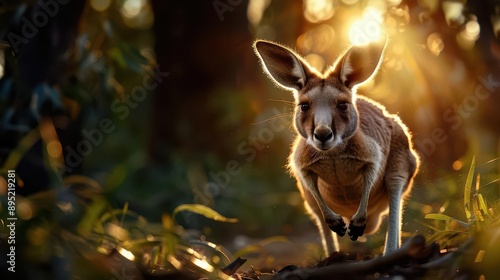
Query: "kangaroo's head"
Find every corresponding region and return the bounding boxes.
[254,39,386,151]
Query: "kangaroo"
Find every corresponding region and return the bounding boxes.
[253,38,419,255]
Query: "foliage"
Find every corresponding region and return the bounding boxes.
[0,171,238,278]
[425,156,500,249]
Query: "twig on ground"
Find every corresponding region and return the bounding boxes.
[273,235,431,280]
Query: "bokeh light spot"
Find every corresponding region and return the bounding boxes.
[442,1,465,27]
[421,204,432,214]
[47,140,63,158]
[305,53,325,72]
[297,24,335,53]
[427,32,444,56]
[452,160,463,170]
[304,0,335,23]
[464,20,480,40]
[122,0,144,18]
[90,0,111,12]
[211,255,220,264]
[457,20,480,49]
[18,201,34,220]
[28,227,48,246]
[120,0,154,29]
[248,0,271,26]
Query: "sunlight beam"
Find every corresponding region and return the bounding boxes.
[348,8,384,46]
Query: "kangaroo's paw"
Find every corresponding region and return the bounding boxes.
[348,215,366,241]
[325,215,347,237]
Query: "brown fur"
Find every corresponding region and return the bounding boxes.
[254,38,419,255]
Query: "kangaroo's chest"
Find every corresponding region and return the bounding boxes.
[313,156,364,180]
[311,158,384,217]
[310,157,366,199]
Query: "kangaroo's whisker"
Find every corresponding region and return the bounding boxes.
[268,98,295,105]
[250,113,292,125]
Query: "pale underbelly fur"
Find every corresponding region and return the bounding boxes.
[317,176,390,231]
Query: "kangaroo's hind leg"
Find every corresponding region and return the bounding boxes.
[384,148,418,254]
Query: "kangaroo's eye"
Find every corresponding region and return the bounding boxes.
[300,103,310,112]
[337,102,348,112]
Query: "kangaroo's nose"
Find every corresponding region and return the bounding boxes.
[314,127,333,143]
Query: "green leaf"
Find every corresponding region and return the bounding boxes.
[256,236,290,246]
[77,196,108,236]
[464,156,475,220]
[104,163,128,191]
[63,175,102,197]
[98,208,142,225]
[189,240,233,267]
[424,213,469,228]
[234,236,289,258]
[472,193,491,227]
[234,244,263,258]
[426,229,462,244]
[415,219,442,232]
[118,234,182,252]
[120,202,129,226]
[172,204,238,223]
[425,213,453,222]
[150,246,160,270]
[162,213,174,231]
[109,42,148,72]
[446,232,469,248]
[475,193,491,220]
[0,129,40,172]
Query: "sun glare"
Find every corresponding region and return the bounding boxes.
[348,8,384,46]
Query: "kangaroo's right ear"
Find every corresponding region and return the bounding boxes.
[254,40,310,92]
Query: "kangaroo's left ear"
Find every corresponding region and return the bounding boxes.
[332,36,387,89]
[254,40,312,92]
